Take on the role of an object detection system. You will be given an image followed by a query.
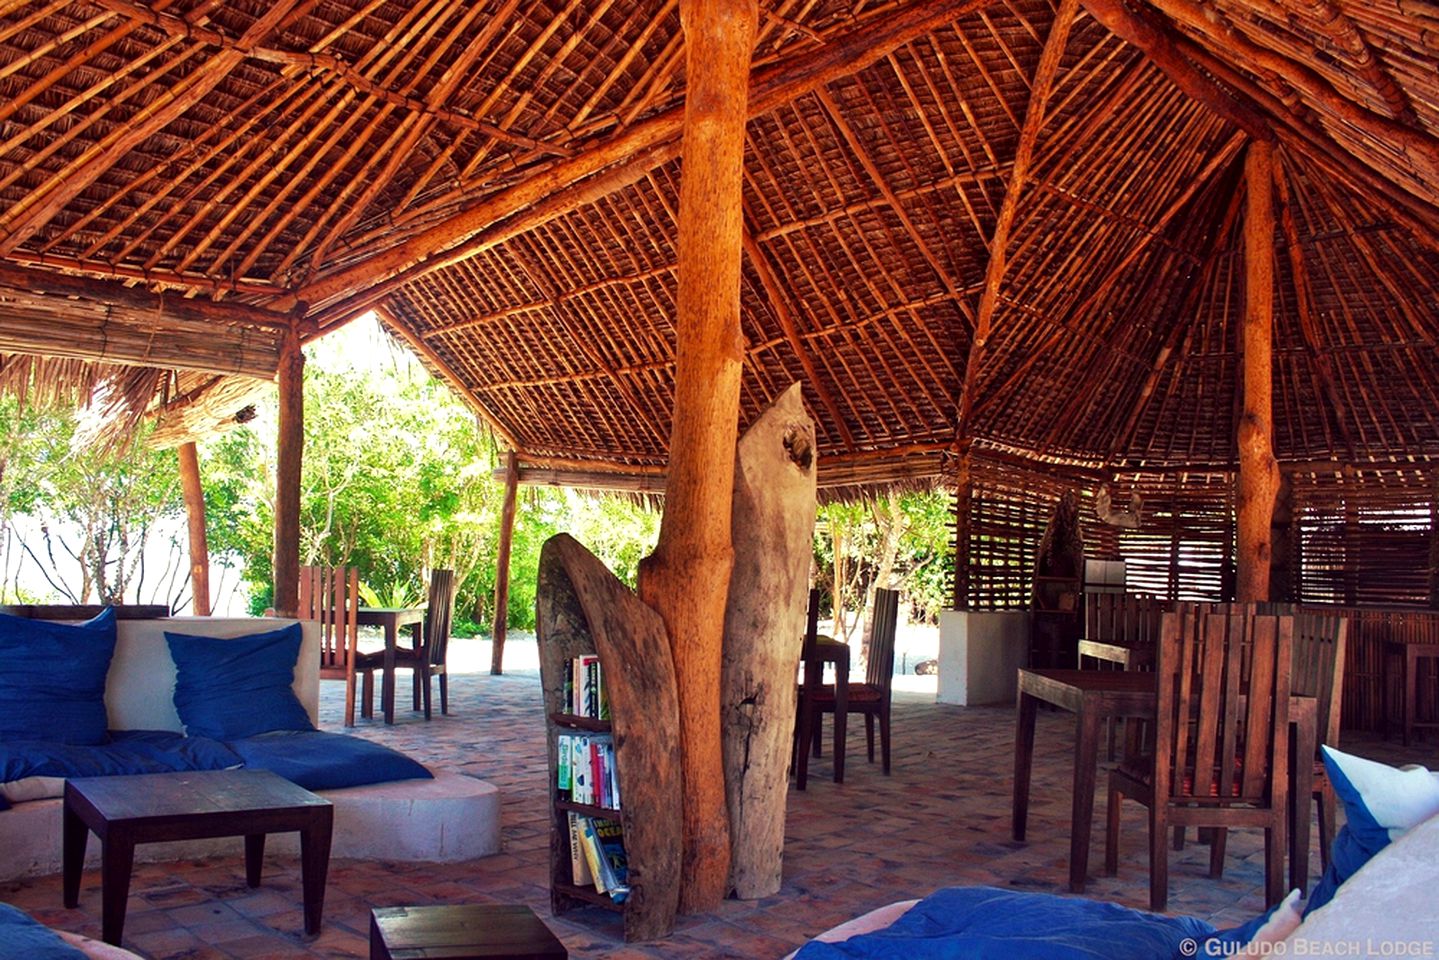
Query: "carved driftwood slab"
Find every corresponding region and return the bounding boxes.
[720,382,817,898]
[536,533,682,941]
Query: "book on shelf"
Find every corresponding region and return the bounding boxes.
[577,816,629,902]
[557,733,573,797]
[562,654,610,720]
[566,811,593,887]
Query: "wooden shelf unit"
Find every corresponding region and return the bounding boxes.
[535,535,683,943]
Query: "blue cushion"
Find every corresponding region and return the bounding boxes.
[791,886,1218,960]
[0,902,88,959]
[1,730,241,784]
[223,730,432,791]
[0,608,116,745]
[1304,745,1439,917]
[166,624,313,740]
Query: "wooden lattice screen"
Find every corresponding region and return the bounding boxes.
[1109,471,1234,603]
[956,461,1074,610]
[1290,469,1435,608]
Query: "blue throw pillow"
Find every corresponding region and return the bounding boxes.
[166,623,314,740]
[223,730,432,791]
[0,902,88,959]
[0,608,116,745]
[1303,745,1439,917]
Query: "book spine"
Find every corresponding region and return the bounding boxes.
[563,659,574,715]
[578,816,610,893]
[566,812,593,887]
[557,733,571,796]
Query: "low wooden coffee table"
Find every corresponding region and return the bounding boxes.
[370,904,568,959]
[63,768,334,945]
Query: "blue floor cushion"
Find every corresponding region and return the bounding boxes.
[223,730,432,791]
[0,902,89,959]
[1,730,242,803]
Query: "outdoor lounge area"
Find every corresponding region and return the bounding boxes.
[4,640,1421,960]
[4,0,1439,956]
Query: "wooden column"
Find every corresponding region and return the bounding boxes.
[1429,471,1439,610]
[636,0,756,915]
[273,327,304,617]
[952,444,974,610]
[1236,141,1279,603]
[177,441,211,616]
[491,449,520,675]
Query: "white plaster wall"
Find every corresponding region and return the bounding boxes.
[936,609,1030,706]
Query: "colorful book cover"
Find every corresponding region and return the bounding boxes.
[593,817,629,902]
[557,733,572,794]
[578,816,610,894]
[572,735,591,805]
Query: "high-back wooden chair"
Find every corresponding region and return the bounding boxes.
[1105,607,1293,910]
[357,568,457,721]
[1289,609,1347,871]
[793,587,823,790]
[300,564,360,727]
[800,588,901,780]
[1079,592,1167,670]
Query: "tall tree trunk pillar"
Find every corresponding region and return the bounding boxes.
[637,0,756,915]
[1236,140,1278,603]
[273,327,304,617]
[952,444,974,610]
[178,441,211,616]
[491,449,520,674]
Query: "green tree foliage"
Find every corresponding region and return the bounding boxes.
[0,398,185,605]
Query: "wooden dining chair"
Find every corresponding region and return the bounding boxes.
[358,568,457,721]
[802,588,901,779]
[301,564,361,727]
[1104,607,1293,910]
[1289,609,1347,872]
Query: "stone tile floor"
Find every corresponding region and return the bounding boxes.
[3,636,1427,959]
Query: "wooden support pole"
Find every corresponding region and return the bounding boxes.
[272,327,304,617]
[177,441,211,617]
[1429,471,1439,611]
[491,450,520,675]
[952,444,974,611]
[637,0,755,915]
[1236,141,1279,603]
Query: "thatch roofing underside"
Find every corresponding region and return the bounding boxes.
[1,0,1437,482]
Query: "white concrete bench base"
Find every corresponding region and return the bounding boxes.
[0,770,500,881]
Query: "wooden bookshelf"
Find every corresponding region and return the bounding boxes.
[536,534,683,942]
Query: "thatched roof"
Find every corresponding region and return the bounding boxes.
[1,0,1436,485]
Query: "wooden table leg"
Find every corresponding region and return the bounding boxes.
[299,812,334,936]
[1012,691,1038,842]
[382,622,398,725]
[833,653,848,784]
[245,834,266,888]
[62,802,88,909]
[1069,706,1101,892]
[100,834,135,945]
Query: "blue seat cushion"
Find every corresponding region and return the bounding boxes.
[0,608,117,745]
[1,730,242,786]
[224,730,432,791]
[1304,745,1439,917]
[791,886,1221,960]
[166,623,314,740]
[0,902,89,959]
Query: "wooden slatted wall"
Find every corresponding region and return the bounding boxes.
[1110,471,1234,602]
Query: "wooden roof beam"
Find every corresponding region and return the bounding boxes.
[814,88,978,330]
[741,227,857,450]
[1085,0,1439,250]
[1269,0,1418,123]
[0,0,307,256]
[954,0,1081,448]
[1148,0,1439,177]
[289,0,994,315]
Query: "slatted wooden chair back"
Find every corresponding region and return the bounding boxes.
[299,564,360,726]
[799,587,822,689]
[1156,607,1292,808]
[423,568,457,669]
[1289,611,1348,749]
[1085,592,1165,645]
[864,588,900,691]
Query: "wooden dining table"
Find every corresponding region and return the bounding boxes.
[357,606,425,725]
[794,635,850,788]
[1010,668,1318,895]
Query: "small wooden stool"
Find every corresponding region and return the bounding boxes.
[370,904,567,960]
[1385,641,1439,746]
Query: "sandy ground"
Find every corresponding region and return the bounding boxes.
[446,620,943,695]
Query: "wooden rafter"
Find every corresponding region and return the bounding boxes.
[741,226,857,450]
[954,0,1081,445]
[0,0,308,255]
[289,0,991,315]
